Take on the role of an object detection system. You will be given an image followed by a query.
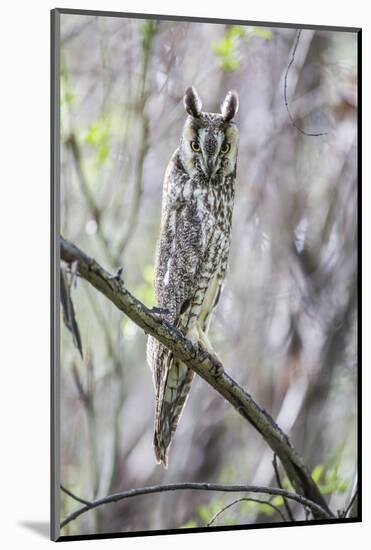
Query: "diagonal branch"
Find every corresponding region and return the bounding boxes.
[60,236,333,518]
[60,481,331,529]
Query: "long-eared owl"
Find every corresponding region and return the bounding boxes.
[147,87,239,467]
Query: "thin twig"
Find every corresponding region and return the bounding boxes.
[71,362,89,407]
[207,496,287,527]
[273,453,295,521]
[60,236,333,518]
[116,22,157,255]
[66,133,119,268]
[342,487,358,518]
[60,482,330,529]
[284,30,328,137]
[61,484,92,506]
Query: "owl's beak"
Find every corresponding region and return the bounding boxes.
[205,158,216,179]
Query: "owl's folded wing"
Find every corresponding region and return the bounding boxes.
[154,199,207,324]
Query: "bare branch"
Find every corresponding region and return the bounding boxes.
[284,30,328,137]
[60,481,330,529]
[60,265,83,357]
[60,236,333,518]
[273,453,295,522]
[66,132,119,268]
[342,486,358,518]
[116,22,157,255]
[207,496,287,527]
[71,362,89,407]
[61,484,92,506]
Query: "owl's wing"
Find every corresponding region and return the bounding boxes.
[147,198,209,466]
[156,200,205,322]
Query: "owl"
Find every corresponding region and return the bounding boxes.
[147,87,239,467]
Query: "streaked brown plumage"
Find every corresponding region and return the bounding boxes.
[147,87,239,467]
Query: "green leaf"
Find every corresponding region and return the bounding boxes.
[271,496,284,507]
[213,36,234,58]
[258,503,275,516]
[197,505,211,523]
[251,27,273,40]
[221,57,241,71]
[337,480,349,494]
[311,464,325,483]
[197,499,224,523]
[85,117,111,168]
[228,26,246,39]
[98,143,109,164]
[85,119,109,147]
[61,73,75,106]
[212,26,244,72]
[281,476,294,491]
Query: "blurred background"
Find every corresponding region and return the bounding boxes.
[59,13,358,536]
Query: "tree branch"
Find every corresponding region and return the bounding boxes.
[60,236,333,518]
[206,496,287,526]
[343,486,358,518]
[60,481,331,529]
[284,29,328,137]
[61,484,92,506]
[273,453,295,522]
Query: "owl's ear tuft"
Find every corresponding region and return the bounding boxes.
[184,87,202,118]
[221,90,239,122]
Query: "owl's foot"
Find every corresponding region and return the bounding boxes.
[151,306,171,318]
[195,341,224,377]
[194,328,224,378]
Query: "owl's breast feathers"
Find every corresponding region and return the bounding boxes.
[147,148,235,466]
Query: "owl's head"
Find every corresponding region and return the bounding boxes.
[179,87,239,180]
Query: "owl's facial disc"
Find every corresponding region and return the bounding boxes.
[197,125,238,179]
[181,114,238,179]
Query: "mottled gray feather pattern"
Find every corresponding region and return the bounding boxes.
[147,87,239,467]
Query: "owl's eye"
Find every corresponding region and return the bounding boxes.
[191,141,201,153]
[221,143,230,154]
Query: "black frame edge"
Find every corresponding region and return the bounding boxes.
[57,517,361,543]
[51,7,61,543]
[356,27,362,523]
[54,7,361,33]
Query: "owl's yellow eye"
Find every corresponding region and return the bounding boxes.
[221,143,230,154]
[191,141,201,152]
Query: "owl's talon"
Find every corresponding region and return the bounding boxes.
[151,306,171,317]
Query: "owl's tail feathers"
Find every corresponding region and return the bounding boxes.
[153,357,194,468]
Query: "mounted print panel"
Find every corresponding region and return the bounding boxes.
[51,8,360,542]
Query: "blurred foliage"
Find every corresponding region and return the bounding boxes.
[213,25,273,71]
[311,463,349,495]
[85,116,111,167]
[61,72,75,106]
[197,499,224,523]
